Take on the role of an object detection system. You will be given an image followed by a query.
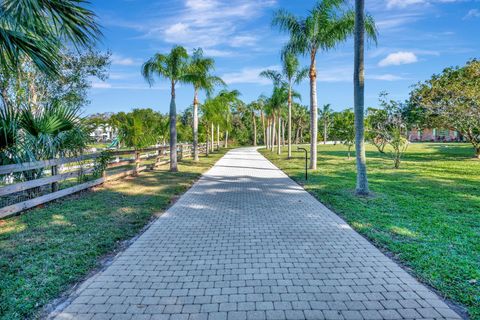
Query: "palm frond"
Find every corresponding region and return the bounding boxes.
[259,69,283,87]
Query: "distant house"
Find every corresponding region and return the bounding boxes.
[86,113,117,142]
[408,128,462,142]
[90,124,116,142]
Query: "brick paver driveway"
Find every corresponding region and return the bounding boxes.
[53,147,461,320]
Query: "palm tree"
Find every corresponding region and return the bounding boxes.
[142,46,189,172]
[292,103,310,144]
[319,104,333,144]
[184,48,225,161]
[0,0,100,76]
[267,85,300,155]
[273,0,376,170]
[216,90,240,148]
[260,53,308,158]
[354,0,377,195]
[0,102,89,178]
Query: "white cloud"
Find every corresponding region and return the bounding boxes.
[367,74,407,81]
[230,35,257,47]
[203,48,235,57]
[92,82,112,89]
[464,9,480,19]
[185,0,217,11]
[379,51,418,67]
[111,54,138,66]
[385,0,463,8]
[376,13,423,31]
[91,82,167,90]
[143,0,275,52]
[221,65,280,85]
[386,0,425,8]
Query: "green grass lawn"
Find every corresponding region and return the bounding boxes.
[0,149,227,320]
[261,143,480,319]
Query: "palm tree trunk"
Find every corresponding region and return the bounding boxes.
[206,125,209,156]
[261,111,266,145]
[265,119,269,148]
[211,122,214,152]
[354,0,369,195]
[323,121,327,144]
[169,81,178,172]
[282,118,285,147]
[277,113,281,155]
[253,113,257,146]
[267,118,271,149]
[217,124,220,150]
[309,53,318,170]
[225,131,228,148]
[193,88,199,161]
[288,86,292,158]
[271,115,276,151]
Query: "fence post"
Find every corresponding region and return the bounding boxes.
[179,144,183,161]
[155,147,161,167]
[51,165,58,192]
[134,151,140,175]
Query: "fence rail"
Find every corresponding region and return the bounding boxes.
[0,142,218,219]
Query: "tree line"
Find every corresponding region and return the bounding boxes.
[1,0,478,198]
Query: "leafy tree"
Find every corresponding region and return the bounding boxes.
[1,49,109,110]
[111,109,165,150]
[332,109,355,159]
[183,48,224,161]
[410,59,480,158]
[378,93,410,169]
[0,0,100,76]
[142,46,189,172]
[365,107,388,153]
[272,0,376,170]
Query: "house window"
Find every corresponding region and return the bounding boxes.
[438,129,449,137]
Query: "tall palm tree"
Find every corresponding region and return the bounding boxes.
[319,104,332,144]
[142,46,189,172]
[261,54,308,158]
[184,48,224,161]
[0,0,100,76]
[354,0,376,195]
[273,0,376,169]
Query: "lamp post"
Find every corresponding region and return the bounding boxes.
[297,147,308,180]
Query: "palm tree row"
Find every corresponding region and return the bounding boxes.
[271,0,377,195]
[260,53,308,158]
[141,46,225,172]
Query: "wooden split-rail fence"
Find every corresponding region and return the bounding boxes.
[0,143,219,219]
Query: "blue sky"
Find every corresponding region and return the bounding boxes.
[86,0,480,115]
